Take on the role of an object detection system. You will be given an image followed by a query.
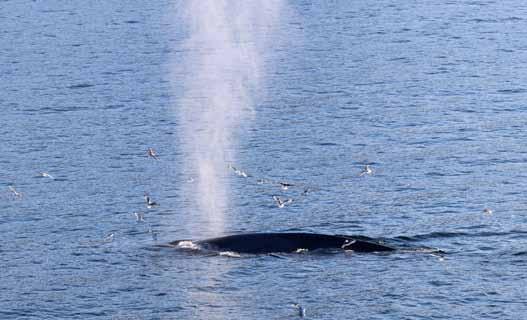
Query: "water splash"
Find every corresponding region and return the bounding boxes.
[172,1,284,236]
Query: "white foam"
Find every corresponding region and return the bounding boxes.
[176,240,201,250]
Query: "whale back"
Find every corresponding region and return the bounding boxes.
[195,232,394,254]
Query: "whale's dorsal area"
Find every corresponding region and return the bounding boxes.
[167,232,395,254]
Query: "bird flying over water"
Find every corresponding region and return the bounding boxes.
[279,182,294,190]
[144,194,159,208]
[359,164,373,176]
[291,303,306,318]
[147,148,159,160]
[273,196,293,208]
[228,164,248,177]
[40,172,54,179]
[103,233,114,243]
[8,185,22,198]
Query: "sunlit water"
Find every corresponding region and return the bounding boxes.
[2,1,527,319]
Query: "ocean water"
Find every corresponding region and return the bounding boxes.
[2,1,527,319]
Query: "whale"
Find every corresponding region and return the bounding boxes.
[167,232,395,254]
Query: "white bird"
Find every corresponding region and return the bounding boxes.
[483,208,493,215]
[228,164,248,177]
[147,147,159,160]
[291,303,306,318]
[40,172,55,179]
[8,185,22,198]
[359,164,373,176]
[103,233,114,243]
[273,196,293,208]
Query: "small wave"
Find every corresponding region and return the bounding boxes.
[67,83,95,89]
[316,142,339,147]
[496,88,526,94]
[500,16,523,22]
[38,106,89,114]
[400,247,446,255]
[102,104,126,110]
[467,18,498,23]
[396,230,527,242]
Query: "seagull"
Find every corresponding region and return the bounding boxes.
[483,208,493,215]
[134,212,145,222]
[40,172,55,179]
[228,164,248,177]
[279,182,294,190]
[8,185,22,198]
[273,196,293,208]
[359,164,373,176]
[291,303,306,318]
[147,147,159,160]
[144,194,159,208]
[238,170,248,178]
[103,233,114,243]
[301,187,311,196]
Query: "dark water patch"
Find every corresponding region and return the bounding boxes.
[354,81,386,86]
[388,56,409,62]
[38,106,89,114]
[40,9,71,13]
[425,69,449,75]
[116,68,136,73]
[316,142,339,147]
[467,18,498,23]
[102,104,127,110]
[391,39,411,44]
[500,16,523,22]
[397,230,527,242]
[0,311,29,319]
[67,83,95,90]
[47,73,67,79]
[496,88,526,94]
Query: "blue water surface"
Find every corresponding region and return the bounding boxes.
[1,1,527,319]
